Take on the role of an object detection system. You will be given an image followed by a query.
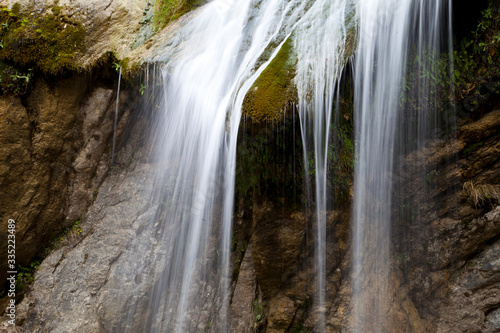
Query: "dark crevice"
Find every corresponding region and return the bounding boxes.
[452,0,491,43]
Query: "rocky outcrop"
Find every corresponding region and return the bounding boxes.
[0,1,498,332]
[434,207,500,333]
[16,162,158,333]
[0,0,201,292]
[0,71,134,290]
[228,106,500,332]
[0,0,200,73]
[230,245,258,333]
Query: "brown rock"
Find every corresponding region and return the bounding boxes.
[231,244,258,333]
[0,73,134,288]
[267,293,296,333]
[252,201,306,297]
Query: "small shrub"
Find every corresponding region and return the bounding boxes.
[463,181,500,207]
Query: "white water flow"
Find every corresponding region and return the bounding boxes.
[111,67,122,166]
[293,0,356,329]
[128,0,321,331]
[351,0,451,331]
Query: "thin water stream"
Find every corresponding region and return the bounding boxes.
[350,0,452,331]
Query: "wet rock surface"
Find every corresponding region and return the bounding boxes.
[1,100,497,333]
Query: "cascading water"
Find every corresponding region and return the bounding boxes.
[293,0,356,329]
[350,0,452,331]
[118,0,319,331]
[110,0,453,332]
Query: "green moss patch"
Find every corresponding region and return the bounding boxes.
[0,3,86,75]
[242,38,298,123]
[153,0,204,29]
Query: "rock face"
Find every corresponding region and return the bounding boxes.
[4,106,498,332]
[0,0,192,290]
[232,107,500,332]
[0,71,134,289]
[434,208,500,333]
[230,245,258,333]
[0,0,201,72]
[0,1,498,331]
[17,163,158,333]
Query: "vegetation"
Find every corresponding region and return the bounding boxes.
[0,2,86,94]
[252,299,264,329]
[236,68,354,209]
[291,322,309,333]
[463,181,500,208]
[0,2,86,74]
[396,0,500,154]
[453,0,500,105]
[153,0,204,29]
[242,38,298,123]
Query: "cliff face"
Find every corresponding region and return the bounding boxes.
[0,69,137,289]
[0,0,191,293]
[7,103,499,333]
[0,1,499,332]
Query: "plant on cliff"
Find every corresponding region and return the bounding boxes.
[452,0,500,106]
[291,322,309,333]
[397,0,500,143]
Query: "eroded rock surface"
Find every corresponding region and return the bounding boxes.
[16,163,157,333]
[0,74,133,289]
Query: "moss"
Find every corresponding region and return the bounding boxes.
[153,0,204,29]
[291,322,309,333]
[118,57,142,79]
[52,5,61,16]
[13,217,82,297]
[242,38,298,123]
[10,2,20,17]
[0,3,86,75]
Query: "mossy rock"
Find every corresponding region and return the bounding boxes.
[242,38,298,123]
[0,3,86,75]
[153,0,205,29]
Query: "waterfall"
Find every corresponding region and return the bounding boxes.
[112,0,453,331]
[293,0,356,329]
[111,67,122,166]
[350,0,452,331]
[122,0,315,331]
